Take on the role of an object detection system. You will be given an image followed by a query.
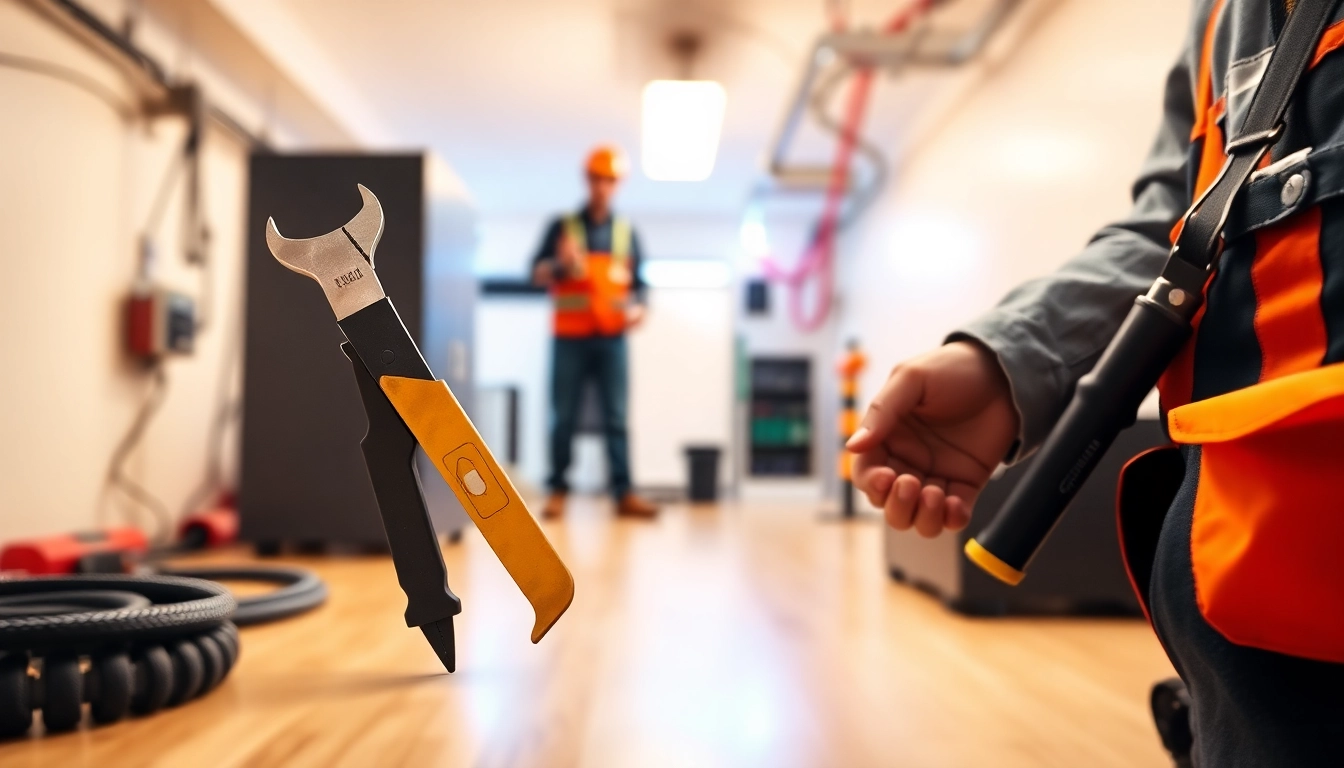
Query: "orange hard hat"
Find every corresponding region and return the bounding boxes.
[585,145,628,179]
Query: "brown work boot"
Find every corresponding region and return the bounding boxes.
[542,492,566,520]
[616,492,659,519]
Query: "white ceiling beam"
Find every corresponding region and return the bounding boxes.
[203,0,398,146]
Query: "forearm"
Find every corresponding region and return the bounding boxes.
[951,228,1169,461]
[629,229,647,305]
[531,218,566,288]
[953,42,1198,461]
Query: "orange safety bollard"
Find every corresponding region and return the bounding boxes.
[833,339,868,519]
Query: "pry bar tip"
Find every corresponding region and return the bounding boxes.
[420,616,456,674]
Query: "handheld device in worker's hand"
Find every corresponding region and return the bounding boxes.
[964,290,1192,584]
[266,185,575,670]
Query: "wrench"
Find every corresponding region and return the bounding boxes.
[266,185,574,670]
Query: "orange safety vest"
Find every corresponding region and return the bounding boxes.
[551,214,634,338]
[1118,1,1344,664]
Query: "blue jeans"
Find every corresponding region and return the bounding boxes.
[547,335,631,498]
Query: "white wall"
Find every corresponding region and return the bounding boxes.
[837,0,1190,421]
[474,299,553,488]
[0,1,346,540]
[628,286,734,489]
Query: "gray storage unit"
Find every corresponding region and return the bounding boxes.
[748,357,813,476]
[886,419,1167,615]
[239,153,475,550]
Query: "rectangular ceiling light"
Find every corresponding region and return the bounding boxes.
[641,80,726,182]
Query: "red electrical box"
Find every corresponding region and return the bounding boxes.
[126,287,196,359]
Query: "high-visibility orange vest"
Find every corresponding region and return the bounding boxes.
[551,214,633,338]
[1116,0,1344,664]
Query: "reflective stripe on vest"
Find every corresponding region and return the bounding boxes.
[562,214,631,263]
[553,294,592,311]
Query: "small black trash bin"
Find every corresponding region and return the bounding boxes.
[684,446,721,502]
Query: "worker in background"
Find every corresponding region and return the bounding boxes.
[847,1,1343,765]
[531,145,659,520]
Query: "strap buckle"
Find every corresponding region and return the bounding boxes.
[1225,123,1284,154]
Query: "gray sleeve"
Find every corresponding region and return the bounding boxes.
[629,227,648,303]
[532,218,564,270]
[951,38,1199,462]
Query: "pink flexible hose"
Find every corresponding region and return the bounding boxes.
[760,1,933,332]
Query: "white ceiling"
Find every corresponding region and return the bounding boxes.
[260,0,1017,215]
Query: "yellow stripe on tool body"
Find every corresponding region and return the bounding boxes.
[964,538,1025,586]
[380,375,575,642]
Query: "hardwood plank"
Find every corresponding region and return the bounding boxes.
[0,499,1176,767]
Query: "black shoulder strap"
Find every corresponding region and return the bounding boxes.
[1165,0,1339,289]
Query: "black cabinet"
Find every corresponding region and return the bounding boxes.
[239,153,475,549]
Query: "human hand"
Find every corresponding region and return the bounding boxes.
[625,303,647,328]
[556,232,585,277]
[532,259,556,287]
[846,341,1019,538]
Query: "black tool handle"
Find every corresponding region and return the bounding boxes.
[969,295,1193,577]
[338,298,434,382]
[342,342,461,628]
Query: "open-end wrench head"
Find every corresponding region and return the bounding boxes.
[265,184,387,320]
[344,184,385,264]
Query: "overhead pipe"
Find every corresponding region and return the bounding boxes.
[20,0,269,149]
[766,0,1022,184]
[925,0,1024,65]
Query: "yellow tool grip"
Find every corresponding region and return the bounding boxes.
[380,376,575,643]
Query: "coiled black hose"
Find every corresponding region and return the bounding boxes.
[0,566,325,738]
[0,575,237,738]
[0,575,235,651]
[160,566,327,626]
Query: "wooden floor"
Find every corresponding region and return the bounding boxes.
[0,498,1176,768]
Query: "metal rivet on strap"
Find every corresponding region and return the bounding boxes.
[1282,173,1306,207]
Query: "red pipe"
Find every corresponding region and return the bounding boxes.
[761,1,933,332]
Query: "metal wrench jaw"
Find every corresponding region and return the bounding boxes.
[265,184,388,320]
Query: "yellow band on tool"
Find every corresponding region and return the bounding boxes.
[964,539,1025,586]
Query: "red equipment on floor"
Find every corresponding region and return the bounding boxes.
[0,528,149,575]
[0,509,239,575]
